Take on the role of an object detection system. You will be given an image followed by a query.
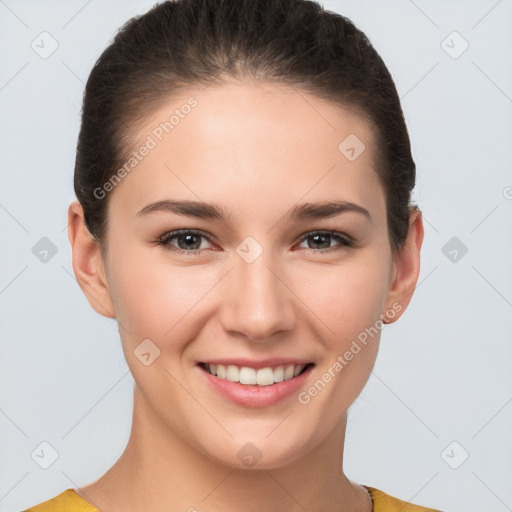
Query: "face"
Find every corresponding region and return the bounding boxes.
[74,81,420,469]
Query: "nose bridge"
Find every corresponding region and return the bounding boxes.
[220,244,295,341]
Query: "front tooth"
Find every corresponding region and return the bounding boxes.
[293,364,305,377]
[284,364,295,380]
[216,364,226,379]
[239,366,257,385]
[256,367,274,386]
[226,365,240,382]
[273,365,284,382]
[209,363,217,376]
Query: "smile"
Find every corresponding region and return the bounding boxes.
[200,362,313,386]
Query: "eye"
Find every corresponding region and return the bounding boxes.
[156,229,353,256]
[297,230,353,253]
[157,229,215,255]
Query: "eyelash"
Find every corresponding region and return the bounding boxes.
[156,229,353,256]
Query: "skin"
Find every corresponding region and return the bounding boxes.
[68,80,423,512]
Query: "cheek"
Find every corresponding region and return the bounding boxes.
[107,246,222,345]
[292,256,390,399]
[295,256,391,341]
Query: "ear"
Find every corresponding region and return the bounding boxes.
[382,208,424,324]
[67,201,116,319]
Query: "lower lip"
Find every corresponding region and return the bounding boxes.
[198,365,314,408]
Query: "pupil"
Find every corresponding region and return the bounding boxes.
[311,234,329,249]
[180,234,200,250]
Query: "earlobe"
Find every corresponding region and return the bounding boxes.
[383,208,424,324]
[67,201,116,319]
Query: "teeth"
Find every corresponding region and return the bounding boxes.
[216,364,226,379]
[226,365,239,383]
[240,367,257,385]
[273,365,284,382]
[293,364,306,377]
[284,364,295,380]
[256,367,274,386]
[205,363,308,386]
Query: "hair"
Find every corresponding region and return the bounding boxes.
[74,0,417,255]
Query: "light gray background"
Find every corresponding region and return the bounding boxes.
[1,1,511,511]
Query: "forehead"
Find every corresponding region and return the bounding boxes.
[109,81,385,225]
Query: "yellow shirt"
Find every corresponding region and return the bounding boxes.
[22,485,443,511]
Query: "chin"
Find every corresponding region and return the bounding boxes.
[198,431,315,471]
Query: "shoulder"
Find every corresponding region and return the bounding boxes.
[22,489,99,512]
[364,485,444,512]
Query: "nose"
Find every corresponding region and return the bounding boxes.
[219,249,296,343]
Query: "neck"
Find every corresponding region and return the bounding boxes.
[79,385,370,512]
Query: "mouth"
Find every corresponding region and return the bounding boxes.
[198,362,314,386]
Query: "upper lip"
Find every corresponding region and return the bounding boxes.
[198,358,314,370]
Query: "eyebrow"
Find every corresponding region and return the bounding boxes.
[136,199,371,224]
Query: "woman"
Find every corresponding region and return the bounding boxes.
[24,0,444,510]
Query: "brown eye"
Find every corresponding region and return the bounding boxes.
[157,230,214,254]
[297,231,353,252]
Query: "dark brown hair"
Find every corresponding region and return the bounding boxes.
[74,0,417,254]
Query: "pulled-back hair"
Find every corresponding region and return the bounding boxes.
[74,0,416,253]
